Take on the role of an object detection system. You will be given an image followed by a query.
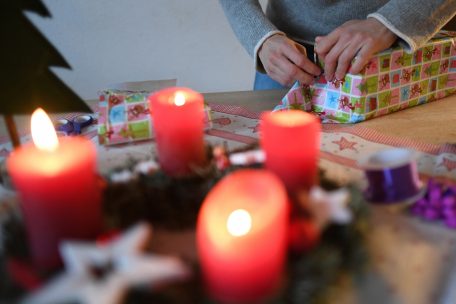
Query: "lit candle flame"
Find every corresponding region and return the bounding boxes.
[174,92,186,106]
[227,209,252,237]
[31,108,59,152]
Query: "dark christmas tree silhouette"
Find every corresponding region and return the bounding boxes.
[0,0,91,146]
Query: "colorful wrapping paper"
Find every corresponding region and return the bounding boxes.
[275,31,456,123]
[98,90,212,145]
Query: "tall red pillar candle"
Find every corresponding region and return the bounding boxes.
[260,110,321,192]
[148,87,206,176]
[197,169,289,303]
[6,109,102,269]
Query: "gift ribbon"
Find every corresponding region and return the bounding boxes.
[411,179,456,229]
[359,148,423,204]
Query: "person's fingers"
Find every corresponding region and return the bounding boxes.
[268,55,313,86]
[294,69,316,85]
[322,38,349,81]
[349,51,371,75]
[314,28,341,59]
[334,40,363,80]
[265,62,298,87]
[264,64,284,85]
[349,43,376,74]
[314,18,397,78]
[288,43,322,76]
[259,34,327,86]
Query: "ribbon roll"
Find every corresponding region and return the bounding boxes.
[54,115,93,135]
[72,115,93,134]
[54,119,74,134]
[359,148,424,204]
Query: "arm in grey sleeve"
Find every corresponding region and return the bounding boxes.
[368,0,456,51]
[218,0,283,58]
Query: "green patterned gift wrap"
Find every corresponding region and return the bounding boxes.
[275,31,456,123]
[98,90,212,145]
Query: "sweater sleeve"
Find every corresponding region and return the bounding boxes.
[368,0,456,52]
[218,0,285,71]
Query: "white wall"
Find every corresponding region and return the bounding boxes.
[26,0,257,100]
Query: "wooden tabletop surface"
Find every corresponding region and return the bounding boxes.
[0,89,455,145]
[204,89,456,145]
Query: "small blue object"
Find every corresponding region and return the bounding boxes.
[55,119,74,134]
[54,115,94,135]
[72,115,93,134]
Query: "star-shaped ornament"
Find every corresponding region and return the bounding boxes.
[292,187,352,253]
[23,223,190,304]
[229,149,265,166]
[307,186,353,228]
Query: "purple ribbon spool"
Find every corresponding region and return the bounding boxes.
[72,115,93,134]
[54,119,74,134]
[359,149,423,204]
[54,115,93,135]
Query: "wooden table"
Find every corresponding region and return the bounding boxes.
[203,89,456,145]
[1,89,455,145]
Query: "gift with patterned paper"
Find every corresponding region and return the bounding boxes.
[98,90,212,145]
[275,31,456,123]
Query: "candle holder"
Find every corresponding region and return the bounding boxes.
[103,145,217,230]
[0,143,370,304]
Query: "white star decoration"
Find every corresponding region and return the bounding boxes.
[229,149,265,166]
[308,186,353,228]
[23,223,190,304]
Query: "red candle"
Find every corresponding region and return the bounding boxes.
[6,109,102,269]
[260,110,321,192]
[197,169,289,303]
[148,87,206,176]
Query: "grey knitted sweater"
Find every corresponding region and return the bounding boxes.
[219,0,456,64]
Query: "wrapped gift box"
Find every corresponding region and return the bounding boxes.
[98,89,212,145]
[275,31,456,123]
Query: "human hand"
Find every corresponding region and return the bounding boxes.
[315,18,397,81]
[258,34,322,86]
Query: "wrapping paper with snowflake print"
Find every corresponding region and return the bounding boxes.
[98,90,212,145]
[274,31,456,123]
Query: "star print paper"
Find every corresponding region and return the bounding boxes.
[248,124,260,133]
[332,136,358,152]
[439,156,456,172]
